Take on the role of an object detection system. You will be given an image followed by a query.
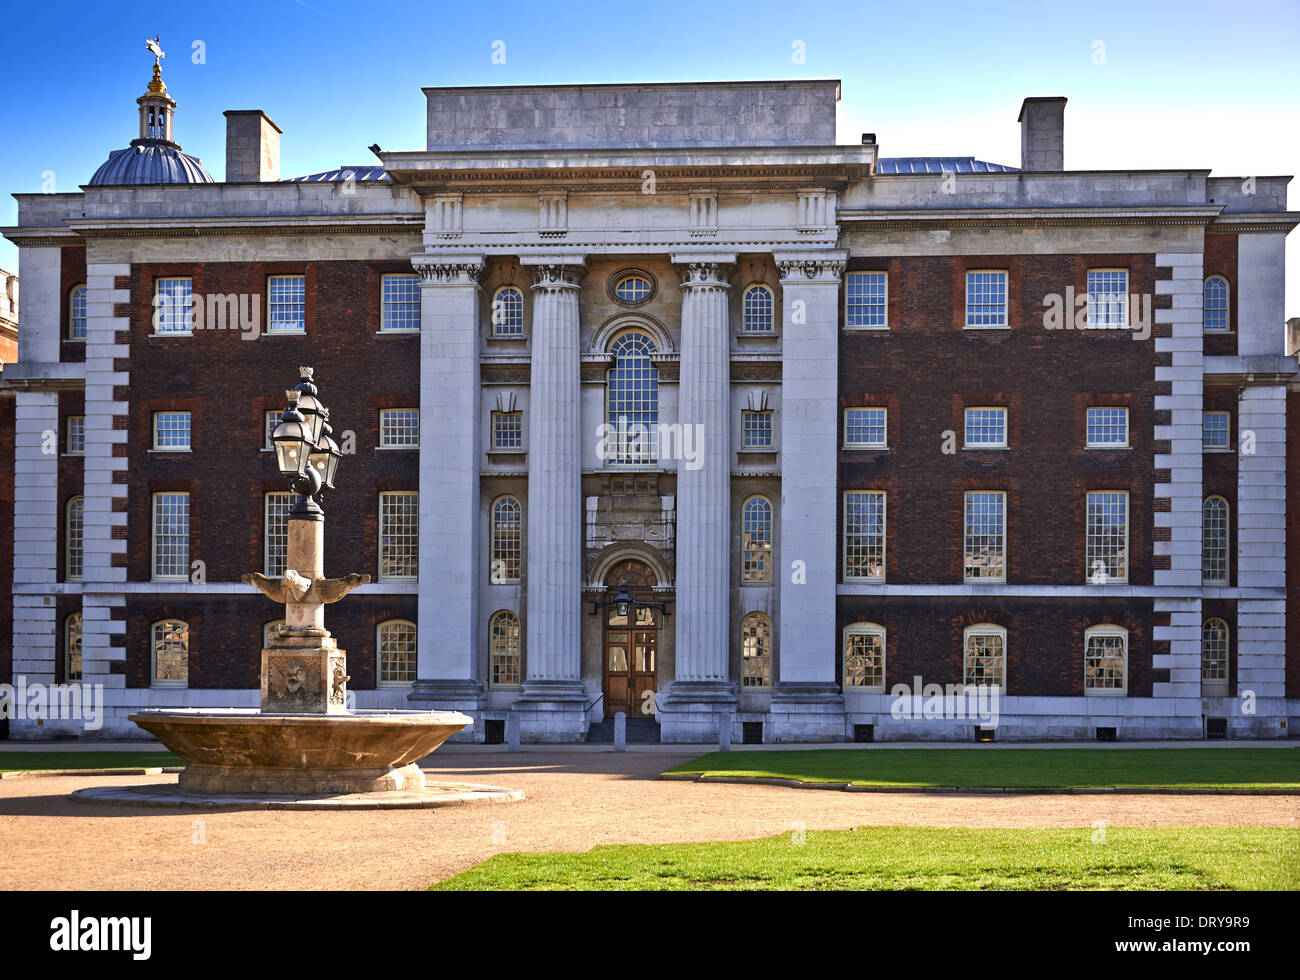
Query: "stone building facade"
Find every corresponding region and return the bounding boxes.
[2,69,1298,742]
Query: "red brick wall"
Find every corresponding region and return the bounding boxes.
[1203,234,1237,358]
[60,246,86,363]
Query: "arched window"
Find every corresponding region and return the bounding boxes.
[742,284,774,334]
[68,284,87,341]
[1201,618,1229,693]
[489,610,521,687]
[66,496,84,581]
[263,620,285,648]
[65,613,82,682]
[605,330,659,465]
[1203,276,1229,332]
[377,619,417,686]
[963,624,1006,689]
[843,623,885,691]
[1202,496,1229,585]
[740,612,772,688]
[741,496,773,583]
[1083,625,1126,695]
[491,286,524,337]
[490,496,522,584]
[151,619,189,687]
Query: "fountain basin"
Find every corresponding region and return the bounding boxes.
[130,708,472,795]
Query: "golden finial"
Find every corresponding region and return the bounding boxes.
[144,35,167,94]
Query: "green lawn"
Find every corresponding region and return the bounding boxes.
[434,826,1300,891]
[0,751,183,773]
[665,748,1300,790]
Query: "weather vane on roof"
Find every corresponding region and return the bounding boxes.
[145,35,165,68]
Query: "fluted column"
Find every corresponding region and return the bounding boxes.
[660,255,737,742]
[514,255,587,741]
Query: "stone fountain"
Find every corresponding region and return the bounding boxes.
[73,369,517,808]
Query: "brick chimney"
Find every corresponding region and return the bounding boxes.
[1018,97,1066,171]
[223,110,282,182]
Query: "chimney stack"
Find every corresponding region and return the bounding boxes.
[1018,97,1066,171]
[223,110,282,182]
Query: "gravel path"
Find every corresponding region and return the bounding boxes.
[1,748,1294,891]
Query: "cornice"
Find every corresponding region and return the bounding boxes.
[60,214,424,240]
[838,206,1225,230]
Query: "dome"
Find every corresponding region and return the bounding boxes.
[89,141,214,186]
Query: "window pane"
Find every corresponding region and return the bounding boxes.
[265,411,280,450]
[614,275,652,304]
[268,275,306,332]
[1086,407,1127,447]
[964,631,1004,687]
[1086,491,1127,583]
[742,497,773,583]
[845,407,887,447]
[1203,276,1229,332]
[69,285,87,340]
[844,628,884,688]
[492,411,523,450]
[490,612,521,686]
[605,331,659,465]
[152,492,190,579]
[964,492,1005,581]
[965,271,1007,327]
[152,620,189,685]
[845,272,887,328]
[964,407,1006,447]
[153,278,193,334]
[65,614,82,682]
[1201,619,1228,681]
[381,274,420,331]
[66,497,84,581]
[380,408,420,448]
[491,286,524,336]
[490,497,521,583]
[153,411,191,450]
[741,614,771,687]
[1202,412,1230,450]
[379,492,419,580]
[67,416,85,454]
[844,491,885,580]
[742,285,774,333]
[1086,270,1128,328]
[1202,497,1229,584]
[377,620,417,684]
[264,492,294,577]
[741,410,773,449]
[1084,631,1126,692]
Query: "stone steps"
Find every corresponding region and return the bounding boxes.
[586,717,661,744]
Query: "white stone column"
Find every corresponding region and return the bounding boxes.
[513,256,588,742]
[1235,383,1287,737]
[769,252,847,742]
[408,255,486,729]
[660,255,737,742]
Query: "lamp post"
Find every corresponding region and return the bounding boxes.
[271,367,342,519]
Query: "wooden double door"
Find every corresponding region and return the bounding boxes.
[601,562,659,718]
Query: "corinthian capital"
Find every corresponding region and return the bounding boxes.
[774,251,848,283]
[529,263,586,290]
[411,254,486,286]
[673,259,735,289]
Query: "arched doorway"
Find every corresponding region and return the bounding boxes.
[602,559,659,717]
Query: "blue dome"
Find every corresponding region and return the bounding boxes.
[89,142,214,186]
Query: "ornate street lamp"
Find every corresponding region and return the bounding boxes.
[293,366,327,445]
[309,407,342,491]
[589,582,671,618]
[271,366,337,519]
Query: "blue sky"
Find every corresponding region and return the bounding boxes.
[2,0,1297,313]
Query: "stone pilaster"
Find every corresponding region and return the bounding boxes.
[660,255,737,742]
[768,252,847,742]
[408,255,486,734]
[512,256,588,742]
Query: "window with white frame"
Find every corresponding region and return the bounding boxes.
[490,496,522,584]
[964,491,1006,583]
[741,612,772,688]
[264,492,294,577]
[1201,618,1229,684]
[267,274,306,332]
[965,271,1008,328]
[845,271,887,328]
[153,277,193,335]
[379,408,420,449]
[491,286,524,337]
[1086,407,1128,448]
[68,284,87,341]
[265,410,280,450]
[1085,491,1128,584]
[1086,269,1128,328]
[964,407,1007,448]
[741,284,775,334]
[1202,496,1229,585]
[378,492,418,580]
[66,496,84,581]
[843,623,885,690]
[152,411,191,451]
[843,490,886,581]
[605,330,659,465]
[377,619,417,686]
[151,491,190,580]
[613,273,653,304]
[963,624,1006,689]
[263,620,285,648]
[1083,625,1127,695]
[381,273,420,332]
[844,407,887,449]
[741,410,773,449]
[65,613,82,682]
[491,411,523,451]
[66,415,85,455]
[741,496,773,584]
[151,619,189,687]
[1203,276,1229,332]
[1202,411,1231,451]
[489,610,521,687]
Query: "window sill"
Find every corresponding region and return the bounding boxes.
[1084,689,1127,697]
[843,685,885,694]
[963,445,1009,451]
[1203,447,1232,454]
[152,578,190,584]
[487,449,526,460]
[149,448,192,454]
[1085,444,1130,451]
[62,452,85,458]
[736,331,779,341]
[263,330,307,337]
[378,577,418,584]
[843,444,889,452]
[964,578,1007,585]
[148,332,193,339]
[375,330,419,337]
[843,325,889,332]
[65,338,86,344]
[489,334,528,342]
[150,683,189,690]
[377,682,416,690]
[377,445,420,452]
[737,447,776,456]
[844,578,886,585]
[962,324,1010,331]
